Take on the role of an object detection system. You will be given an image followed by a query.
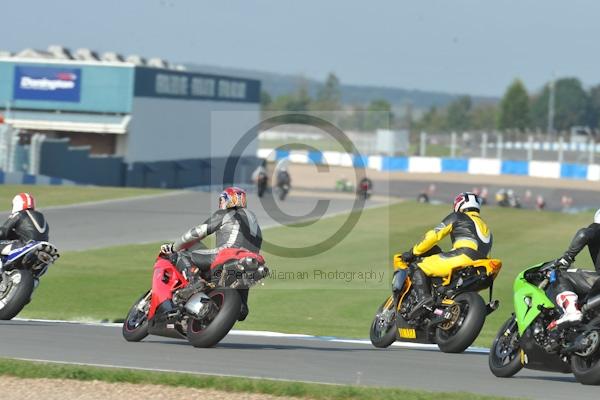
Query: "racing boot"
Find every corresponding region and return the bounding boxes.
[407,268,434,319]
[547,291,583,330]
[174,253,206,303]
[238,288,249,321]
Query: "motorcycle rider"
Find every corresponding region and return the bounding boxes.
[358,176,373,198]
[0,193,50,274]
[274,160,291,192]
[400,192,492,317]
[252,159,268,197]
[546,209,600,329]
[160,187,262,321]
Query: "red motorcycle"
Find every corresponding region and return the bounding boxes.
[122,248,268,348]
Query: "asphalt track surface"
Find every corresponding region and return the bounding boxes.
[1,320,596,400]
[2,186,600,398]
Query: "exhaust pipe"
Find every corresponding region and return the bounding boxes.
[582,294,600,313]
[184,292,213,318]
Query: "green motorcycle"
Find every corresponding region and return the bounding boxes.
[489,261,600,385]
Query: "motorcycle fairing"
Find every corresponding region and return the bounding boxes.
[513,264,555,336]
[519,327,572,373]
[148,257,187,320]
[210,248,264,270]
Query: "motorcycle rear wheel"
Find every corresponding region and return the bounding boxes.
[187,288,241,348]
[369,296,397,348]
[489,316,523,378]
[122,291,150,342]
[571,351,600,385]
[435,292,486,353]
[0,269,35,320]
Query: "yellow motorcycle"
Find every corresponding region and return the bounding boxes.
[370,252,502,353]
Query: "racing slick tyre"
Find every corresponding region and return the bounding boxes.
[0,269,35,320]
[571,333,600,385]
[187,288,241,348]
[489,316,524,378]
[370,296,397,348]
[122,291,150,342]
[435,292,486,353]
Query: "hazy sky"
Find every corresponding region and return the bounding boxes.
[3,0,599,96]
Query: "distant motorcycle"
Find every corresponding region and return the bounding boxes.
[123,248,268,347]
[335,179,354,193]
[489,261,600,385]
[357,179,373,200]
[0,241,59,320]
[276,170,291,201]
[256,172,268,198]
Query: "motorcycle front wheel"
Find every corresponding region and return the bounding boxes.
[0,269,35,320]
[187,288,241,348]
[122,291,150,342]
[369,296,397,348]
[435,292,486,353]
[489,316,523,378]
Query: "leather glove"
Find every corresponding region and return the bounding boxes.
[160,243,175,255]
[401,250,416,263]
[553,255,573,269]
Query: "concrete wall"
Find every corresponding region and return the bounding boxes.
[39,139,124,186]
[126,97,260,163]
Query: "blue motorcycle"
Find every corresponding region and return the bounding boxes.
[0,241,59,320]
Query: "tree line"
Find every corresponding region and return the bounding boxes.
[261,73,394,131]
[416,77,600,134]
[261,73,600,135]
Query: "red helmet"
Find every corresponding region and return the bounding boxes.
[12,193,35,213]
[218,187,247,210]
[453,192,481,213]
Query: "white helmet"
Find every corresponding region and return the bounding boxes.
[453,192,481,213]
[12,193,35,214]
[594,209,600,224]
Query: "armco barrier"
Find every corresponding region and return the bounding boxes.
[258,148,600,182]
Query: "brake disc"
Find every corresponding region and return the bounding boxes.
[575,331,600,357]
[439,304,461,331]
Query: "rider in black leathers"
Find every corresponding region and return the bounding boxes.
[0,193,49,273]
[547,210,600,328]
[161,187,262,321]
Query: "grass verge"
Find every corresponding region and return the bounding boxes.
[20,201,594,346]
[0,184,169,209]
[0,358,517,400]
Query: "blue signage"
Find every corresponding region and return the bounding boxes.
[133,67,260,103]
[13,66,81,102]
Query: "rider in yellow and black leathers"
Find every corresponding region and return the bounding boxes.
[400,192,493,317]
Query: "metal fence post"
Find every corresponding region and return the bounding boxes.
[496,133,503,159]
[527,135,533,161]
[558,136,564,164]
[420,131,427,157]
[450,132,457,158]
[589,139,595,165]
[481,132,488,158]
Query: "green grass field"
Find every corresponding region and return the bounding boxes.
[0,358,516,400]
[20,201,593,347]
[0,185,168,209]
